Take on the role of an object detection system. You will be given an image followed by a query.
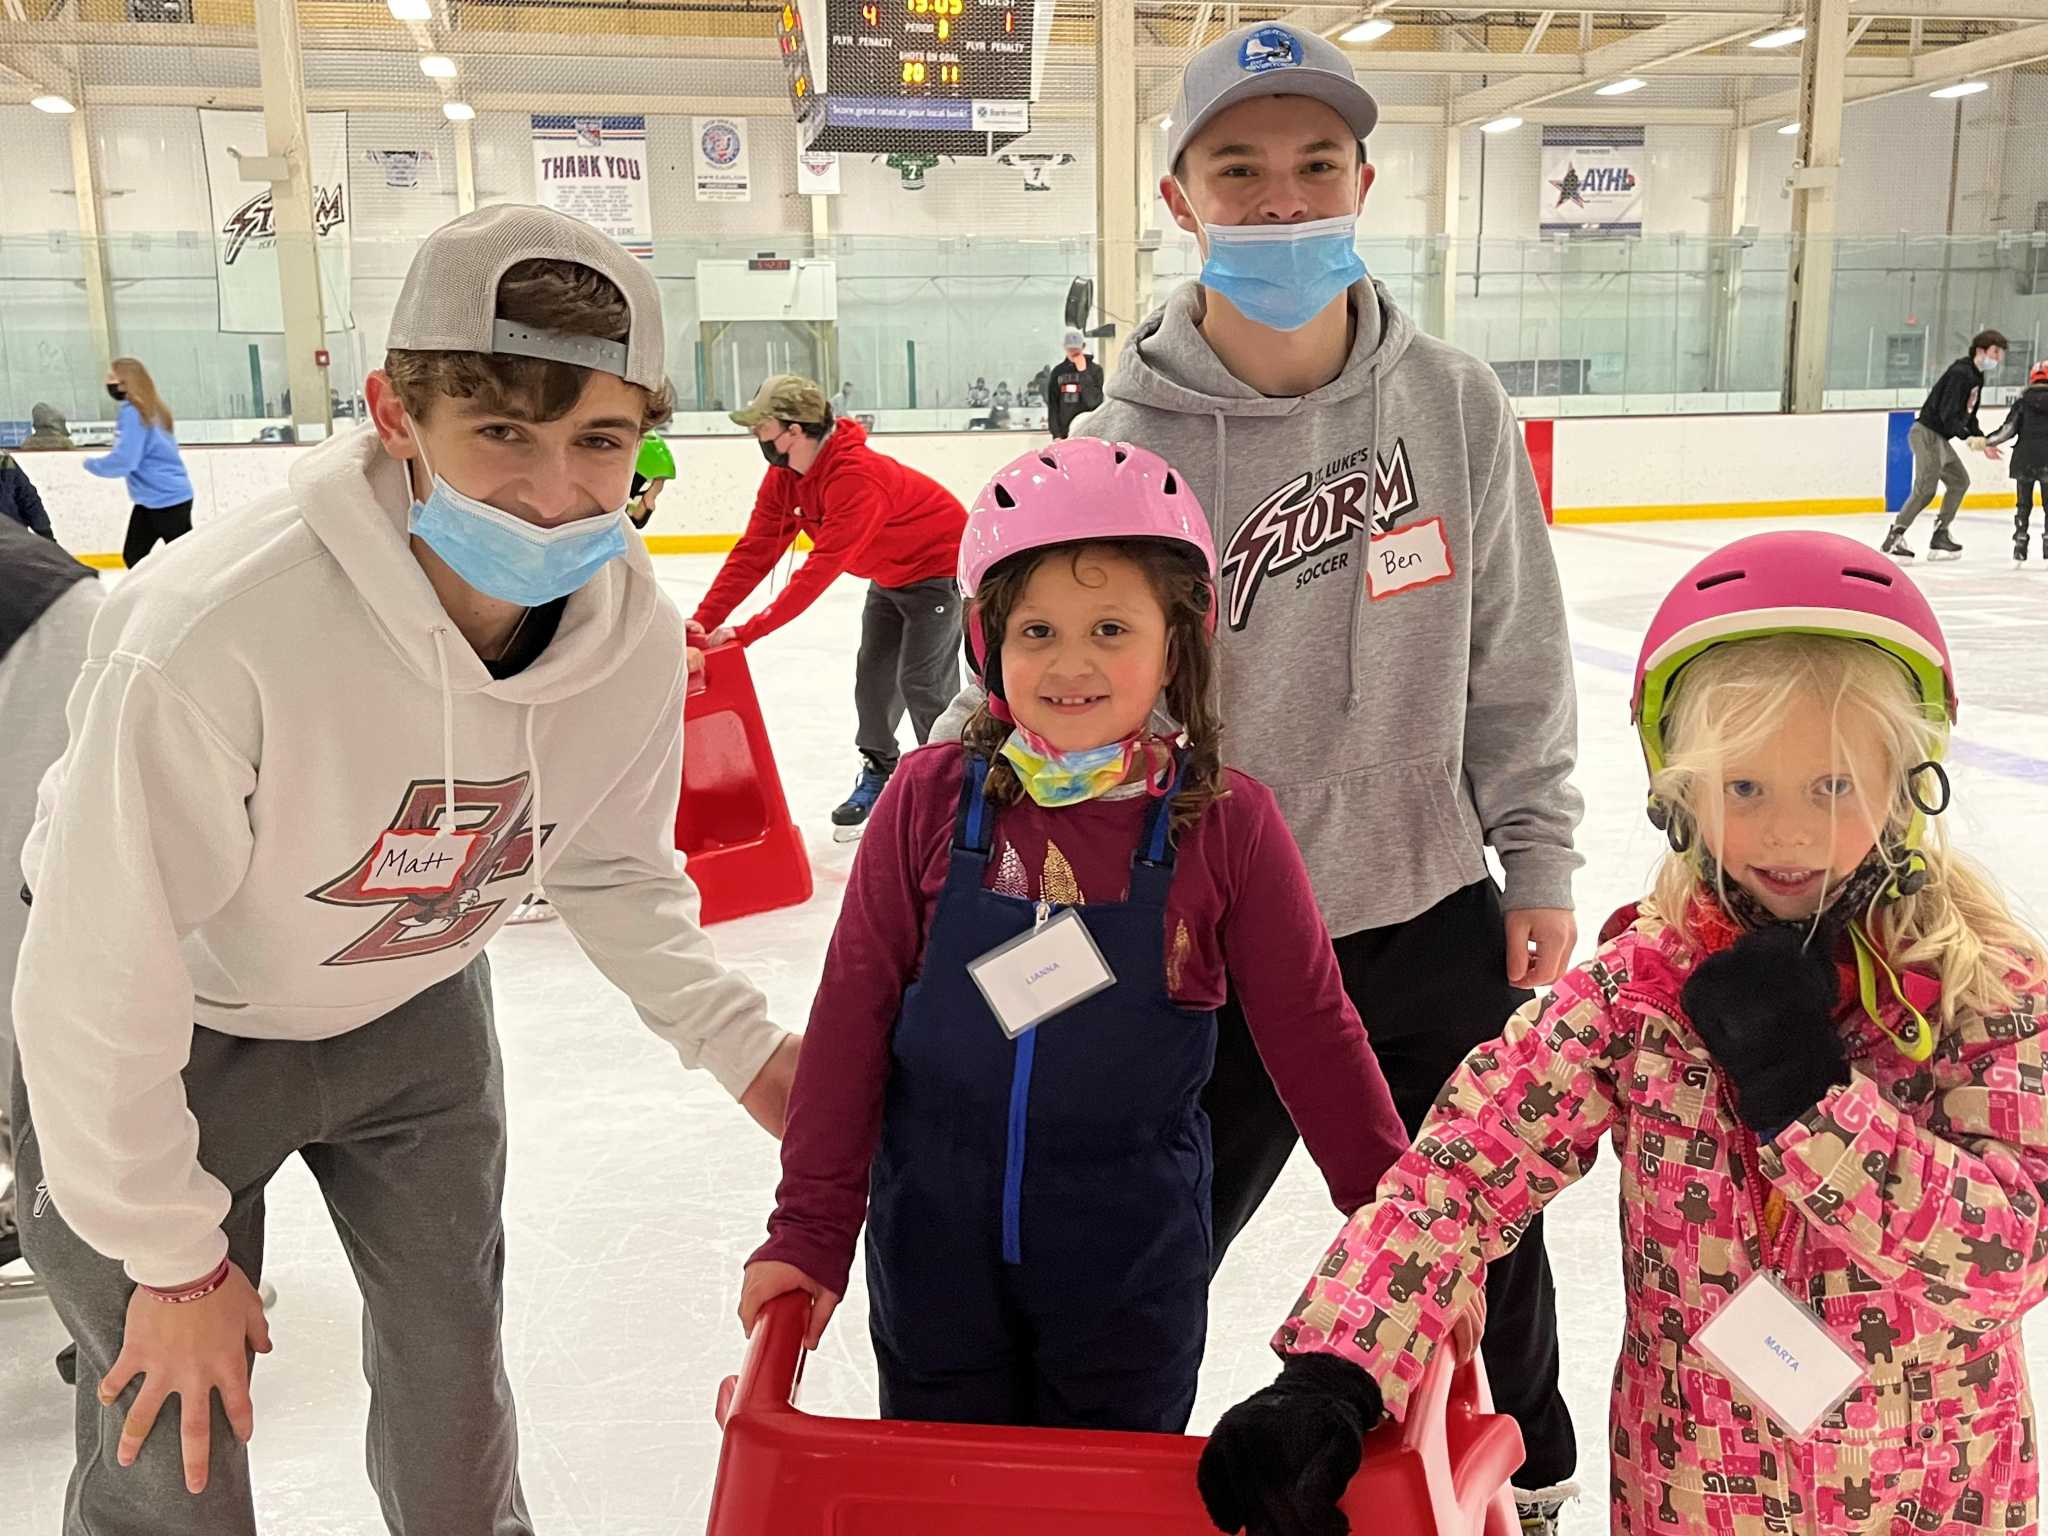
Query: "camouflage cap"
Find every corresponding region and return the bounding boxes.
[730,374,830,428]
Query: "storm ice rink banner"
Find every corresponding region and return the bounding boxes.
[199,109,353,334]
[1540,126,1645,235]
[531,115,655,259]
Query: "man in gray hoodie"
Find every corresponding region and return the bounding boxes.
[938,21,1584,1522]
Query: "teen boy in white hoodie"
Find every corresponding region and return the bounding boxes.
[10,204,797,1535]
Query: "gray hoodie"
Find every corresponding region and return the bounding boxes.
[943,279,1581,938]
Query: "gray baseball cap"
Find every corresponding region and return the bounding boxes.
[1062,329,1086,351]
[389,204,665,392]
[1168,22,1380,169]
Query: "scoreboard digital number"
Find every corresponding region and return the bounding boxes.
[779,3,815,109]
[824,0,1029,101]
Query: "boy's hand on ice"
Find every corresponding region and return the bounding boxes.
[1506,908,1576,988]
[1198,1353,1384,1536]
[739,1261,841,1349]
[102,1261,272,1495]
[1681,926,1848,1140]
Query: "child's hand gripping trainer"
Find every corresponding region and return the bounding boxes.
[1680,926,1850,1140]
[738,1261,841,1350]
[1197,1352,1385,1536]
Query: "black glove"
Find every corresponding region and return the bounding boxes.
[1681,926,1848,1140]
[1198,1352,1384,1536]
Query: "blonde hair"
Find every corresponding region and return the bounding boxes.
[110,357,173,432]
[1646,632,2043,1026]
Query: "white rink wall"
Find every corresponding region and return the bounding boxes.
[21,408,2023,561]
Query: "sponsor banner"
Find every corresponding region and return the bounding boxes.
[199,108,352,334]
[532,115,654,257]
[1540,126,1645,235]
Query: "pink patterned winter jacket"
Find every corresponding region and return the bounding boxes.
[1283,905,2048,1534]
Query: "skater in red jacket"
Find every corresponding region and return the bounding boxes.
[693,375,967,836]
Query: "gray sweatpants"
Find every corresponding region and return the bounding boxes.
[1891,422,1971,533]
[853,576,961,770]
[13,957,532,1536]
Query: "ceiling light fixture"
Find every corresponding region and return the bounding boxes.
[1929,80,1990,99]
[1595,78,1646,96]
[388,0,433,19]
[1480,115,1523,134]
[1778,121,1801,134]
[443,101,476,121]
[1341,19,1394,44]
[30,94,77,114]
[420,54,458,79]
[1750,25,1806,49]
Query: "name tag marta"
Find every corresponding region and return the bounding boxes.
[1691,1272,1867,1440]
[966,908,1117,1039]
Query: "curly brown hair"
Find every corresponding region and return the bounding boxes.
[384,258,674,431]
[961,539,1228,837]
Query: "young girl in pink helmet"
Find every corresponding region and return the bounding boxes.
[1201,530,2048,1534]
[738,438,1408,1432]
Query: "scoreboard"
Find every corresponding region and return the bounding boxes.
[780,0,1042,155]
[826,0,1029,101]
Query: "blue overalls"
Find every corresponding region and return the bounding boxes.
[865,752,1217,1432]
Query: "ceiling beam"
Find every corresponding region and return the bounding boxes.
[1359,0,2048,14]
[1450,14,1764,123]
[0,82,1097,121]
[1743,18,2048,121]
[1523,12,1555,53]
[1128,45,1913,76]
[1,21,783,57]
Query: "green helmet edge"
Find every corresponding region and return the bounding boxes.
[636,434,677,482]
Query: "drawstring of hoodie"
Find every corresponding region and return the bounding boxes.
[1211,410,1229,543]
[429,624,547,908]
[430,626,458,832]
[1346,369,1381,717]
[523,706,547,906]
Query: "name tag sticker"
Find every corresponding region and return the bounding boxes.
[1367,517,1456,601]
[361,828,480,897]
[967,908,1116,1038]
[1692,1272,1867,1440]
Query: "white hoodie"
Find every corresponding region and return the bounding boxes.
[14,428,788,1287]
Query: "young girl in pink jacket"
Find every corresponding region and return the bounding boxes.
[1202,530,2048,1535]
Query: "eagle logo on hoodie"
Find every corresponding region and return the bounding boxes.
[308,774,554,966]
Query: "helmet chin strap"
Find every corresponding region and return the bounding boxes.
[1647,795,1942,1063]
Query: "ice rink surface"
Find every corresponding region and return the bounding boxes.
[5,508,2047,1534]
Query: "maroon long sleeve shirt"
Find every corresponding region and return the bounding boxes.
[755,743,1409,1297]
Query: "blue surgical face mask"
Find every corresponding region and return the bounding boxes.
[1190,209,1367,333]
[406,433,629,608]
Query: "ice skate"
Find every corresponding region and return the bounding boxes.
[831,754,893,843]
[1880,528,1916,560]
[506,893,559,925]
[1514,1481,1580,1535]
[1928,527,1963,562]
[0,1218,43,1301]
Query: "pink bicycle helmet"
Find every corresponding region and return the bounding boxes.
[960,440,1216,708]
[1633,530,1956,775]
[960,439,1215,597]
[1633,531,1957,896]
